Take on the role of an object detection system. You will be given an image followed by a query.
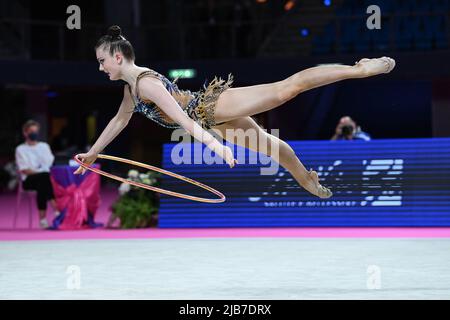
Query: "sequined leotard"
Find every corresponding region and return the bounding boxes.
[128,69,234,130]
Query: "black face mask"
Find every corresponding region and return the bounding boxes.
[27,132,39,141]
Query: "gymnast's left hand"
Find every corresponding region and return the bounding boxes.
[74,152,98,175]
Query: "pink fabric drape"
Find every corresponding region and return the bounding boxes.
[50,174,100,230]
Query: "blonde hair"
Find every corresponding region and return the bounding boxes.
[22,119,40,132]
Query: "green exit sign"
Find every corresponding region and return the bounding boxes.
[168,69,197,79]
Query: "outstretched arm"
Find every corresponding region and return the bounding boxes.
[74,85,134,174]
[138,77,237,168]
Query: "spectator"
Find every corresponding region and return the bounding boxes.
[15,120,60,229]
[331,116,371,141]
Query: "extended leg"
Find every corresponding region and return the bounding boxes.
[214,57,395,122]
[212,117,332,198]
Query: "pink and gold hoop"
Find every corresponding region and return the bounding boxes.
[73,154,225,203]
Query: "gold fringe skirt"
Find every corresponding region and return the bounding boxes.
[185,73,234,129]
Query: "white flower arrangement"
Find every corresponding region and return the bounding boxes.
[118,170,159,195]
[118,182,130,195]
[128,169,139,179]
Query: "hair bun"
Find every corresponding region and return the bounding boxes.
[107,25,122,40]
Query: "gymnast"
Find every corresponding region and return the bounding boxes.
[74,25,395,199]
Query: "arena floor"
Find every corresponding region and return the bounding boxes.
[1,237,449,299]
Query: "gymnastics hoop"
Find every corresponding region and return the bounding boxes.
[73,154,226,203]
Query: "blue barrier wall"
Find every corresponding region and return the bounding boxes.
[159,138,450,227]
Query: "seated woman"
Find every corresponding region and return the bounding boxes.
[15,120,60,228]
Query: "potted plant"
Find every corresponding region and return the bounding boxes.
[108,169,161,229]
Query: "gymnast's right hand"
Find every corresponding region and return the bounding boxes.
[223,145,238,169]
[74,152,98,175]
